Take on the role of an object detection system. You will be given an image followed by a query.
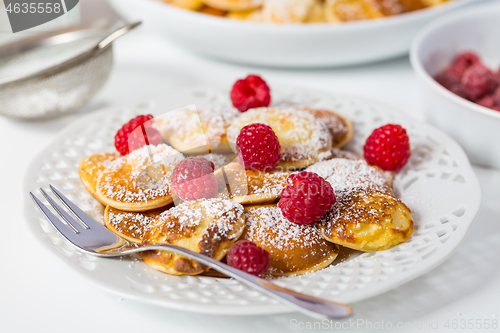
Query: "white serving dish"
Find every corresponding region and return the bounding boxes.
[24,86,481,315]
[107,0,476,67]
[410,2,500,169]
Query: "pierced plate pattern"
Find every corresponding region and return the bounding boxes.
[23,87,482,315]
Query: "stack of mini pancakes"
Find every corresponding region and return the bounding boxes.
[79,106,413,277]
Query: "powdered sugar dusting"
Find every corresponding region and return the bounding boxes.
[227,107,331,162]
[307,158,395,231]
[150,198,244,241]
[306,158,391,196]
[98,144,183,203]
[154,106,239,149]
[203,153,232,170]
[258,0,317,23]
[108,210,155,240]
[244,205,330,256]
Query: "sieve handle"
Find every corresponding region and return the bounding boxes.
[97,21,142,52]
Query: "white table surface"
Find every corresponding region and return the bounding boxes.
[1,25,500,333]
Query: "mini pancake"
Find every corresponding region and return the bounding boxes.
[320,191,413,252]
[226,107,332,170]
[160,0,204,10]
[95,144,184,212]
[198,4,227,16]
[154,106,239,154]
[222,162,291,205]
[298,107,353,149]
[79,152,119,204]
[104,205,173,244]
[241,204,339,276]
[306,158,413,252]
[324,0,385,22]
[317,149,394,186]
[201,0,262,11]
[226,8,258,20]
[306,158,393,194]
[257,0,320,23]
[142,199,245,276]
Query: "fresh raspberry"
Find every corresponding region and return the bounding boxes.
[278,171,336,225]
[226,240,270,277]
[114,115,162,156]
[461,64,498,101]
[236,123,281,172]
[171,157,218,201]
[477,95,495,109]
[449,84,468,99]
[452,52,481,76]
[363,124,411,171]
[230,75,271,112]
[434,67,462,90]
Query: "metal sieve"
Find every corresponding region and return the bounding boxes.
[0,21,141,119]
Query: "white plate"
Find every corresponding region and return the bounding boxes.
[107,0,477,67]
[24,87,482,315]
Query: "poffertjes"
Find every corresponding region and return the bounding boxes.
[95,144,184,212]
[226,107,333,170]
[222,162,291,205]
[306,158,413,252]
[104,205,173,244]
[79,152,119,204]
[142,199,245,275]
[242,204,339,276]
[154,106,239,154]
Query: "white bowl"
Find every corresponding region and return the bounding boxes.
[410,2,500,169]
[107,0,476,67]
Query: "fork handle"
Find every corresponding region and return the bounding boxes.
[128,244,353,319]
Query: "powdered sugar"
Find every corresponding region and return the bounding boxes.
[306,158,391,196]
[107,210,155,240]
[257,0,317,23]
[227,107,331,162]
[307,158,395,231]
[203,153,232,170]
[245,205,327,253]
[154,106,239,149]
[151,198,244,240]
[98,144,184,203]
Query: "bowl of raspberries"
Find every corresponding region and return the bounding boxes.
[411,2,500,169]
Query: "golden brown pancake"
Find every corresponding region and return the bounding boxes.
[306,158,413,252]
[317,149,394,187]
[201,0,261,11]
[320,190,413,252]
[95,144,184,212]
[306,158,393,194]
[227,107,333,170]
[104,205,173,244]
[79,152,119,204]
[324,0,385,22]
[222,162,291,205]
[160,0,203,10]
[142,199,245,275]
[298,107,353,149]
[241,204,339,276]
[154,106,239,154]
[256,0,321,23]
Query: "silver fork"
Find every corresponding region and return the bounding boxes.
[30,185,353,320]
